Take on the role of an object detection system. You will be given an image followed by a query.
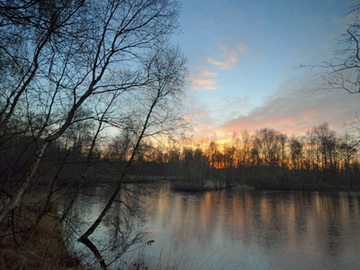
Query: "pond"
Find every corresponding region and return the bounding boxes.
[63,182,360,270]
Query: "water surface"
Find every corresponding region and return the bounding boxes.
[67,183,360,269]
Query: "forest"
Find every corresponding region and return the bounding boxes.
[2,120,359,194]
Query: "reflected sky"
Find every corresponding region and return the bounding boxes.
[65,184,360,270]
[144,185,360,270]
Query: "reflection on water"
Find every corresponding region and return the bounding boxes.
[68,183,360,270]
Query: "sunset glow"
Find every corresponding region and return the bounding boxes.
[174,0,356,141]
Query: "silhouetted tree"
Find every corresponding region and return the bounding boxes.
[0,0,182,223]
[0,1,186,268]
[77,45,187,269]
[339,133,358,169]
[321,0,360,95]
[254,128,285,166]
[309,123,336,170]
[290,137,303,170]
[166,146,181,177]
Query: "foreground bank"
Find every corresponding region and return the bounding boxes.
[0,196,81,269]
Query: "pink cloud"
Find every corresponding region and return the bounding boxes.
[207,43,248,70]
[204,85,216,90]
[193,79,215,85]
[207,56,238,70]
[193,76,360,139]
[201,70,218,77]
[191,77,217,92]
[190,67,219,91]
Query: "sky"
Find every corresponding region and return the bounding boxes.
[170,0,360,140]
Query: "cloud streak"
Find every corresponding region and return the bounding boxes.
[194,76,360,138]
[191,68,218,91]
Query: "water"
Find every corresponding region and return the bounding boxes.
[65,183,360,269]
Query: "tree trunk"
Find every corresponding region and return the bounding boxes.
[0,142,48,224]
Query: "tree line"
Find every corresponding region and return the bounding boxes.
[105,122,360,191]
[161,123,359,190]
[18,121,356,191]
[173,123,358,172]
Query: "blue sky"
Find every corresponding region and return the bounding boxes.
[170,0,359,139]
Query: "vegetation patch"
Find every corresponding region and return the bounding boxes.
[0,196,81,269]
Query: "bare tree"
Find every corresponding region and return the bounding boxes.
[240,130,251,166]
[77,46,186,269]
[254,128,285,166]
[0,0,182,225]
[308,123,337,170]
[290,137,303,170]
[320,1,360,94]
[339,133,358,169]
